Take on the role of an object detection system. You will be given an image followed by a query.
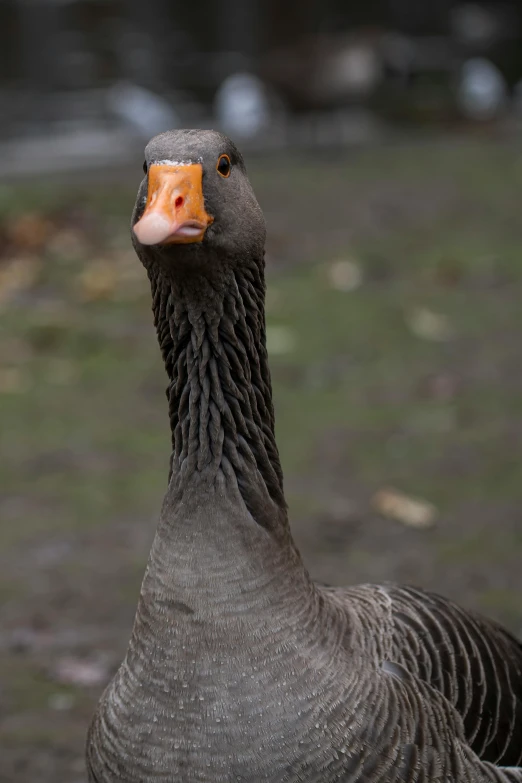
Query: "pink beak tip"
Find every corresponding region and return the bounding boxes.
[133,213,173,246]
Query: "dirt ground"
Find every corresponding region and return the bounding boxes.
[1,137,521,782]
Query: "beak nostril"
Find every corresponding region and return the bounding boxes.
[174,195,184,209]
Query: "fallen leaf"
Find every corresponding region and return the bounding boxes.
[7,212,53,252]
[266,325,297,355]
[0,256,40,306]
[53,656,109,687]
[372,487,437,529]
[406,307,453,341]
[0,366,30,394]
[327,258,363,292]
[76,259,118,301]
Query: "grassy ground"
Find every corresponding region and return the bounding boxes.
[1,138,522,781]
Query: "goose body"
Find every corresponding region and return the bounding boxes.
[87,130,522,783]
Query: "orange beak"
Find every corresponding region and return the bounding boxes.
[133,163,214,246]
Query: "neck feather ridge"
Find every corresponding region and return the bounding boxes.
[149,256,286,525]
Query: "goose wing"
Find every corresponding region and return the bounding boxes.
[383,584,522,767]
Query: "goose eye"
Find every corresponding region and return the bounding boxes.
[143,161,148,174]
[216,154,231,178]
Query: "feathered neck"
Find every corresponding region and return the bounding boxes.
[147,251,287,531]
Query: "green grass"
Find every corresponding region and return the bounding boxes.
[2,141,522,552]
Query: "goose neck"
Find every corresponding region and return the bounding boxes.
[149,255,287,531]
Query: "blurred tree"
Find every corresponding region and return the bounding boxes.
[265,0,320,48]
[126,0,171,86]
[388,0,453,34]
[0,1,18,84]
[18,0,62,90]
[218,0,262,65]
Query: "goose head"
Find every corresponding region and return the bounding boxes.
[132,129,266,277]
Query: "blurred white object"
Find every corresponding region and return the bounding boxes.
[321,44,382,99]
[215,72,270,138]
[457,58,506,120]
[265,325,296,355]
[372,488,437,529]
[108,81,179,138]
[406,307,453,342]
[327,259,363,292]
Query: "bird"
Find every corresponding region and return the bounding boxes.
[86,129,522,783]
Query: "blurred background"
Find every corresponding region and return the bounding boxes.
[1,1,522,781]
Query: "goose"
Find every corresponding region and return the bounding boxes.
[87,129,522,783]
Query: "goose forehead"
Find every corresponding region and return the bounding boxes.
[144,130,239,165]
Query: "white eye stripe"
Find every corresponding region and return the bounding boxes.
[150,158,204,167]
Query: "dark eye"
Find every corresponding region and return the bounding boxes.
[216,154,231,178]
[143,161,148,174]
